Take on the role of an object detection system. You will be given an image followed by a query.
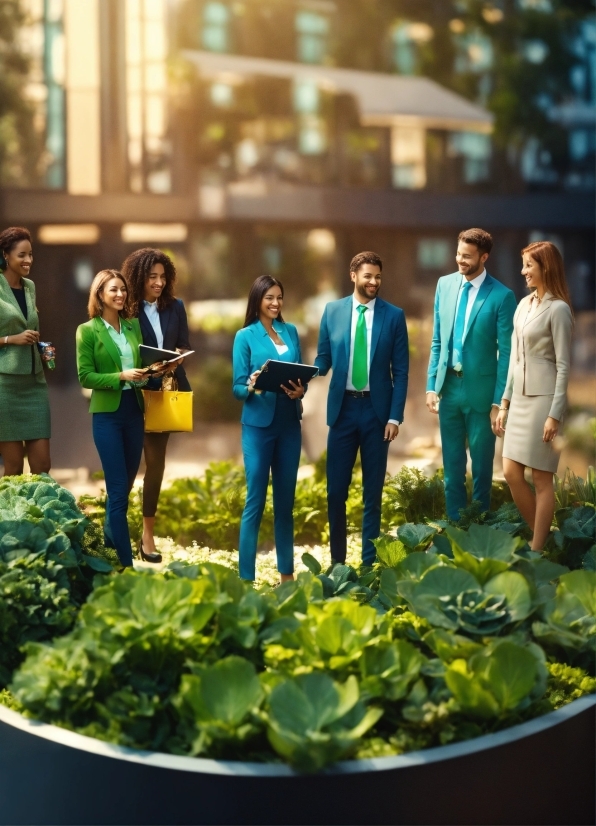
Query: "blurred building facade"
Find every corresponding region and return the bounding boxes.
[0,0,594,385]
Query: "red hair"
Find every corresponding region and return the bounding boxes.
[521,241,573,310]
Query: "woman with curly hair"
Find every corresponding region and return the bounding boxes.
[0,226,51,475]
[121,248,192,564]
[76,270,146,568]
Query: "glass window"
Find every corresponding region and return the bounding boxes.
[448,131,492,183]
[295,10,329,64]
[454,32,493,73]
[391,21,433,75]
[202,2,230,53]
[391,126,426,189]
[418,239,452,270]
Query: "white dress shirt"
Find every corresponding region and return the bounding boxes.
[346,296,399,425]
[450,269,486,368]
[144,300,164,350]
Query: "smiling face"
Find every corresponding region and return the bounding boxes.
[143,262,166,303]
[351,263,382,302]
[456,241,488,280]
[521,252,544,292]
[4,239,33,279]
[259,285,283,322]
[100,277,128,314]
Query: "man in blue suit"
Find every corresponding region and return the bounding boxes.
[315,251,409,566]
[426,228,516,520]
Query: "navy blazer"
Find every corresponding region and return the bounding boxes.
[315,296,409,427]
[137,298,192,391]
[232,320,303,427]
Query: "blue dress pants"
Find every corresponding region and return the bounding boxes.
[92,391,145,567]
[327,394,389,566]
[439,372,496,520]
[239,394,301,581]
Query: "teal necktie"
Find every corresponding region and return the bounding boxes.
[451,281,472,368]
[352,305,368,390]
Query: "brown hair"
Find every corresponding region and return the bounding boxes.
[121,248,177,317]
[0,226,32,270]
[243,275,285,327]
[87,269,131,319]
[350,251,383,273]
[521,241,573,309]
[458,228,493,256]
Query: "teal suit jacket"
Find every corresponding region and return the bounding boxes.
[232,320,303,427]
[426,272,516,413]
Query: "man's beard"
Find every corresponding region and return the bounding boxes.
[356,282,380,299]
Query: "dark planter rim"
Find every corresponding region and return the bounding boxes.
[1,695,594,778]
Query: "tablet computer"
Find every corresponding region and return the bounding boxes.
[253,360,318,393]
[139,344,194,369]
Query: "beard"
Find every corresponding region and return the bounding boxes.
[356,282,380,300]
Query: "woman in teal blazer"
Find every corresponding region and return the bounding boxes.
[233,276,305,582]
[76,269,146,568]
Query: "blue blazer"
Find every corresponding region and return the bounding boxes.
[232,320,303,427]
[137,298,191,391]
[426,272,516,413]
[314,296,409,428]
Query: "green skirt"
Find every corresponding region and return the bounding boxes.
[0,372,51,441]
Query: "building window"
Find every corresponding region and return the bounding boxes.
[202,2,230,53]
[295,10,329,64]
[454,31,493,73]
[418,239,452,270]
[391,21,433,75]
[125,0,171,194]
[391,126,426,189]
[448,131,492,184]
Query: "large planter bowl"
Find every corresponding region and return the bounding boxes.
[0,697,594,826]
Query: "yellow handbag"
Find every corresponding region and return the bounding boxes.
[143,389,193,432]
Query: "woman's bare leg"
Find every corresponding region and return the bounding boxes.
[0,441,26,476]
[531,468,555,551]
[503,458,536,531]
[25,439,51,474]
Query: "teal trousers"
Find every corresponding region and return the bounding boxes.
[439,372,495,520]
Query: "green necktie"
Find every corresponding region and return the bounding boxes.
[352,305,368,390]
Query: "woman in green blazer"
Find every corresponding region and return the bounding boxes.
[0,226,51,475]
[76,269,146,568]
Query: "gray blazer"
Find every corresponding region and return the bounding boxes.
[503,292,573,422]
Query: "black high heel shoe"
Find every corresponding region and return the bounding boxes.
[138,538,162,564]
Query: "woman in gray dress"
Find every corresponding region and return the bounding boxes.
[496,241,573,551]
[0,226,51,476]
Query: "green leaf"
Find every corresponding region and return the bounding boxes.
[484,571,532,621]
[81,554,113,573]
[484,642,537,710]
[397,523,437,552]
[372,535,407,567]
[559,570,596,616]
[444,660,500,718]
[197,657,264,725]
[301,552,321,576]
[446,523,520,561]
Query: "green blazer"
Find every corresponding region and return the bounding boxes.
[427,272,517,413]
[76,316,144,413]
[0,273,43,375]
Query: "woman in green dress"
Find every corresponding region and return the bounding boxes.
[0,226,51,476]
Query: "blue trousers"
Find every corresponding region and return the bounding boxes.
[327,394,389,566]
[239,395,301,581]
[439,372,496,520]
[92,391,145,567]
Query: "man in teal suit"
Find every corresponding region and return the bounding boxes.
[426,228,516,520]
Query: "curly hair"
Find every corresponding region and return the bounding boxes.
[0,226,32,270]
[349,251,383,273]
[121,248,177,317]
[87,269,131,319]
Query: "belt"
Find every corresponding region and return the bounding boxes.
[448,367,464,378]
[345,390,371,398]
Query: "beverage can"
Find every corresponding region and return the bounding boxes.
[37,341,56,370]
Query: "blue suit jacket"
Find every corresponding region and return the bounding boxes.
[426,272,516,412]
[137,298,191,391]
[232,320,303,427]
[314,296,409,427]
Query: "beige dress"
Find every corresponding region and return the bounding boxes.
[502,292,572,472]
